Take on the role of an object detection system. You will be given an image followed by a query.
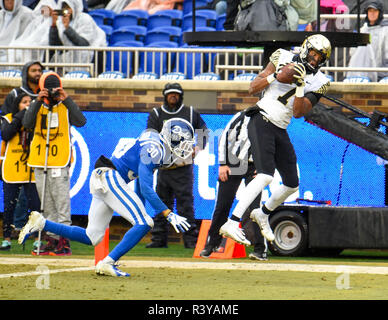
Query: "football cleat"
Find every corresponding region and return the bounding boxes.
[18,211,46,245]
[249,251,268,261]
[95,260,130,277]
[219,219,251,246]
[250,209,275,242]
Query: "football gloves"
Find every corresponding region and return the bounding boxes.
[166,212,191,233]
[293,63,306,87]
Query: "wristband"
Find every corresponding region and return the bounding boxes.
[295,85,305,98]
[162,209,172,218]
[266,74,276,84]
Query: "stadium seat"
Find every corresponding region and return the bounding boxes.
[147,13,173,30]
[98,71,125,79]
[156,26,182,44]
[99,25,113,43]
[343,76,371,83]
[110,28,136,45]
[141,41,178,77]
[155,9,183,27]
[145,29,181,45]
[89,11,105,26]
[106,41,144,77]
[0,69,22,78]
[182,13,208,31]
[379,77,388,83]
[113,12,138,29]
[196,9,217,28]
[183,0,208,15]
[233,73,258,81]
[64,71,91,79]
[194,72,220,80]
[90,9,116,26]
[132,71,158,79]
[121,9,148,26]
[117,25,147,42]
[216,13,226,31]
[160,72,186,80]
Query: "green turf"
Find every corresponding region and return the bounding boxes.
[4,238,388,263]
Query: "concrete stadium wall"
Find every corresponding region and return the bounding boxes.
[1,78,388,114]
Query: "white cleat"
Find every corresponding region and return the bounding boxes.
[95,260,130,277]
[18,211,46,245]
[250,208,275,242]
[219,219,251,246]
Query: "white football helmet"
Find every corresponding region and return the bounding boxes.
[160,118,195,160]
[299,34,332,72]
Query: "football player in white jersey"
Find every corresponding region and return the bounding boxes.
[18,118,195,277]
[220,34,331,245]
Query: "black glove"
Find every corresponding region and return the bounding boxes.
[13,109,27,124]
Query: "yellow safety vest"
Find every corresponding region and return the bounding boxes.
[28,102,71,168]
[1,113,35,183]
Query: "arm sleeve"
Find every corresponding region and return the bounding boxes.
[0,115,21,141]
[64,27,90,46]
[49,26,63,46]
[137,162,168,216]
[22,99,41,129]
[193,111,208,150]
[62,97,87,127]
[146,109,160,131]
[137,141,168,215]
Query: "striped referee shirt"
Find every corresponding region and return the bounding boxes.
[218,110,252,168]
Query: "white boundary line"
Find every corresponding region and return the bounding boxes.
[2,257,388,276]
[0,266,94,279]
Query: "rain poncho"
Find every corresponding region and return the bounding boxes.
[9,0,58,63]
[347,0,388,81]
[50,0,107,71]
[0,0,33,62]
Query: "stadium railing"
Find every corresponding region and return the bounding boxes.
[1,45,388,81]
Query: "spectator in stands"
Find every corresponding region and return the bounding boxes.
[9,0,58,64]
[0,92,41,251]
[234,0,298,31]
[145,83,208,249]
[290,0,317,30]
[105,0,133,13]
[48,0,106,74]
[122,0,183,14]
[23,71,87,255]
[0,0,33,63]
[347,0,388,81]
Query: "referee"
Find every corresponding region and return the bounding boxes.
[146,83,208,248]
[200,110,268,260]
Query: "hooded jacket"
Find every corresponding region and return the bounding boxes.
[0,0,33,59]
[8,0,57,63]
[1,61,43,116]
[347,0,388,81]
[49,0,106,65]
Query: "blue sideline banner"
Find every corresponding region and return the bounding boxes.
[1,111,386,219]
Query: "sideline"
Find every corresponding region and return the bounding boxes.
[2,257,388,276]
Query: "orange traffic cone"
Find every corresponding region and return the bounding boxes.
[193,220,246,259]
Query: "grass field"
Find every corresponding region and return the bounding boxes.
[1,239,388,302]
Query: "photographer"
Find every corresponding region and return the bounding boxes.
[23,71,86,255]
[48,0,106,74]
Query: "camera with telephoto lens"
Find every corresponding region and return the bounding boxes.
[54,9,69,15]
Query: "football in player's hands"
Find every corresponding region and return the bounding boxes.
[276,63,297,84]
